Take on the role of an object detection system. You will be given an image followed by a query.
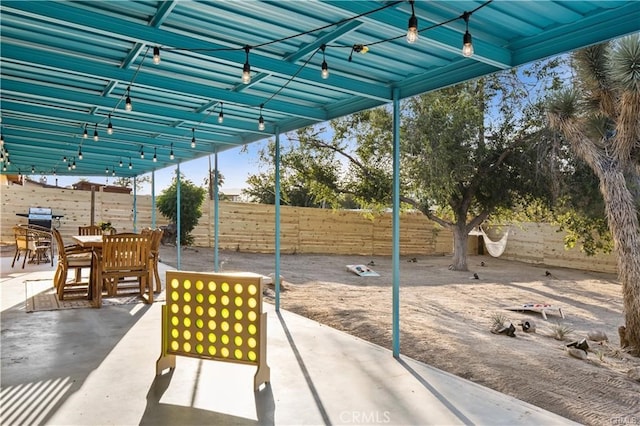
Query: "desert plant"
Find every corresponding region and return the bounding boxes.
[550,322,574,340]
[490,312,508,330]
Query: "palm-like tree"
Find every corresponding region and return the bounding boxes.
[547,34,640,355]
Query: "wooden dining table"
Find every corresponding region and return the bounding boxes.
[72,234,104,248]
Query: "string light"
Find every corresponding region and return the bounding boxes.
[107,113,113,135]
[153,147,157,162]
[72,158,76,169]
[3,163,7,172]
[31,165,35,174]
[462,11,474,57]
[153,46,161,65]
[169,143,175,160]
[218,102,224,123]
[68,162,72,171]
[0,128,4,144]
[78,145,83,160]
[125,87,132,111]
[321,44,329,79]
[119,157,123,167]
[406,0,418,44]
[191,128,196,148]
[105,166,109,174]
[128,157,133,169]
[242,45,252,84]
[93,124,99,141]
[112,167,116,176]
[83,124,88,139]
[63,156,67,163]
[140,146,144,159]
[258,104,265,131]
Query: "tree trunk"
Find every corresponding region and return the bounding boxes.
[451,224,469,271]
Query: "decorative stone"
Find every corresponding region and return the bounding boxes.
[628,367,640,382]
[587,330,608,342]
[568,347,588,360]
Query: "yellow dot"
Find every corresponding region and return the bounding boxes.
[196,319,204,329]
[234,349,243,359]
[196,331,204,341]
[170,341,179,351]
[248,298,257,308]
[221,347,229,358]
[248,337,257,348]
[208,333,216,343]
[184,280,191,290]
[234,283,243,294]
[171,316,179,326]
[196,306,204,316]
[183,292,191,302]
[221,308,229,319]
[234,310,243,320]
[171,329,179,338]
[170,278,180,289]
[183,342,191,352]
[248,351,257,361]
[208,346,216,356]
[248,311,257,322]
[221,334,229,344]
[208,294,217,305]
[208,320,216,330]
[208,307,217,317]
[196,293,204,303]
[221,282,230,292]
[171,291,179,301]
[221,321,229,332]
[195,280,204,291]
[248,324,257,335]
[196,344,204,354]
[208,281,216,292]
[248,284,257,295]
[234,296,243,307]
[183,305,191,315]
[234,323,243,333]
[234,336,243,346]
[183,330,191,340]
[171,304,179,314]
[183,317,191,327]
[221,295,230,306]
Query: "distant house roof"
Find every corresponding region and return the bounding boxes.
[72,181,132,194]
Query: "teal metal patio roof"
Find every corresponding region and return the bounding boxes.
[1,1,639,178]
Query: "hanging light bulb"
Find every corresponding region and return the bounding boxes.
[53,169,56,176]
[153,46,161,65]
[3,163,6,172]
[93,124,99,141]
[119,157,123,167]
[125,87,133,111]
[78,146,83,160]
[0,129,4,144]
[153,147,158,162]
[140,147,144,159]
[63,156,67,163]
[128,157,133,170]
[242,46,252,84]
[105,166,109,174]
[83,124,88,139]
[462,12,474,57]
[320,45,329,79]
[107,114,113,135]
[218,102,224,123]
[31,165,35,174]
[406,0,418,44]
[68,162,72,171]
[112,167,116,177]
[191,128,196,148]
[169,143,175,160]
[72,159,76,169]
[258,104,265,131]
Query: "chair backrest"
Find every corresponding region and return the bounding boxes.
[51,228,67,262]
[148,228,164,254]
[78,225,102,236]
[101,233,150,272]
[13,226,30,250]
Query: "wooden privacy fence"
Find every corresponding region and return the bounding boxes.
[1,184,617,273]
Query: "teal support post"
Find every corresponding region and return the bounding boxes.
[392,88,401,358]
[214,153,220,272]
[151,170,156,228]
[133,176,137,233]
[176,164,181,270]
[274,128,281,312]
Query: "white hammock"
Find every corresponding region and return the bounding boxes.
[469,226,509,257]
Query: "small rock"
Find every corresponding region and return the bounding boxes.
[587,330,608,342]
[628,367,640,381]
[568,347,588,360]
[521,320,536,333]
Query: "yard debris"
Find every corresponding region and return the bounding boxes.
[567,338,589,354]
[491,323,516,337]
[587,330,608,342]
[568,347,588,360]
[520,320,536,333]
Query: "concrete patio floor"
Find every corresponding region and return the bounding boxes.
[0,255,577,425]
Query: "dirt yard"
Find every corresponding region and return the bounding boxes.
[159,246,640,425]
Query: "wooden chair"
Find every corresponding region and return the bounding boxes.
[93,233,152,305]
[11,225,33,268]
[141,228,164,293]
[52,229,94,301]
[26,224,54,266]
[78,225,102,236]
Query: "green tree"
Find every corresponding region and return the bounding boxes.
[546,35,640,355]
[156,173,206,245]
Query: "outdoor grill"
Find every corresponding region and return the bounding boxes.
[27,207,53,229]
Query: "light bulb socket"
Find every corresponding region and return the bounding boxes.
[462,31,473,57]
[153,46,161,64]
[83,125,88,138]
[321,60,329,79]
[407,15,418,43]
